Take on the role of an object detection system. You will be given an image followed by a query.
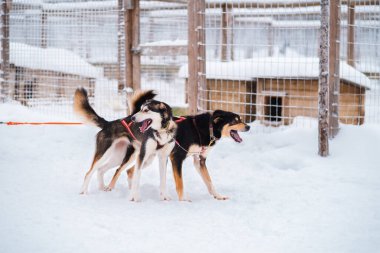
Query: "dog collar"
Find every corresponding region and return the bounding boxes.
[209,122,218,146]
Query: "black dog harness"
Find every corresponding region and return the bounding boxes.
[174,117,219,156]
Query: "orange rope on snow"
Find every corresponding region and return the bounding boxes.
[0,121,83,125]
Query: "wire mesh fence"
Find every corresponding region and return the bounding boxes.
[1,0,379,132]
[140,1,188,107]
[196,0,379,130]
[340,1,380,124]
[1,0,129,120]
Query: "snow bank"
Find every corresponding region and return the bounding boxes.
[179,57,372,89]
[10,42,102,78]
[0,103,379,253]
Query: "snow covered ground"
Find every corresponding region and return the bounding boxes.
[1,103,380,253]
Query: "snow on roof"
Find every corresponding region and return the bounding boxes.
[357,62,380,74]
[88,56,117,64]
[207,0,319,4]
[14,0,185,10]
[10,43,102,78]
[43,1,116,11]
[13,0,43,6]
[232,18,379,28]
[141,39,187,47]
[147,5,379,18]
[179,57,371,89]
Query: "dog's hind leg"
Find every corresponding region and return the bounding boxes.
[105,146,136,191]
[193,156,228,200]
[126,166,135,190]
[80,138,113,194]
[80,156,101,195]
[96,138,130,191]
[81,156,110,194]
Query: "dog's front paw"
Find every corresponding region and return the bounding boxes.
[213,194,229,200]
[127,178,132,190]
[128,192,141,202]
[179,195,192,202]
[103,186,113,192]
[79,191,88,195]
[160,192,171,201]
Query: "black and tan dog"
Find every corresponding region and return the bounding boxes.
[118,110,250,201]
[74,88,176,201]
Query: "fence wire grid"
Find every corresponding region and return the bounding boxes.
[1,0,380,132]
[197,0,379,130]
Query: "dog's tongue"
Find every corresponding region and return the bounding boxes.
[231,131,243,143]
[139,120,149,133]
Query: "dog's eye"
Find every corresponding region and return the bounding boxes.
[143,109,149,113]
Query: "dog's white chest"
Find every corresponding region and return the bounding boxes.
[188,144,212,158]
[154,131,173,145]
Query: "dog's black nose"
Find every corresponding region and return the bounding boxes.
[131,116,136,122]
[245,125,250,131]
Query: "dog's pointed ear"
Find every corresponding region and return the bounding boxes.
[212,110,225,124]
[159,103,166,110]
[213,117,222,124]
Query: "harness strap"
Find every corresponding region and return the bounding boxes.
[120,119,137,141]
[175,116,186,123]
[174,139,205,156]
[209,121,217,146]
[193,116,218,147]
[192,118,203,147]
[173,117,211,156]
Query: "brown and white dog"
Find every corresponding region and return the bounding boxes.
[74,88,176,201]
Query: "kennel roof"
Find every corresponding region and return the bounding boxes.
[179,57,371,89]
[10,42,102,79]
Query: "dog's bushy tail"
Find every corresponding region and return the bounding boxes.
[129,90,156,115]
[74,88,108,128]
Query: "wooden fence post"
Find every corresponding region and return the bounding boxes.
[329,0,341,138]
[117,0,124,93]
[124,0,140,92]
[188,0,205,114]
[1,0,10,102]
[347,0,355,67]
[268,23,274,57]
[319,0,329,156]
[198,0,206,111]
[221,3,233,61]
[41,10,47,48]
[131,0,140,91]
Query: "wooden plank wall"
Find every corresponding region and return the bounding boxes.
[256,79,365,126]
[206,79,256,122]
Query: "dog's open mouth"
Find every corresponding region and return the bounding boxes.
[230,130,243,143]
[139,119,152,133]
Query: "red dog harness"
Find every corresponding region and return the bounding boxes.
[120,116,211,157]
[121,117,186,141]
[120,119,137,141]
